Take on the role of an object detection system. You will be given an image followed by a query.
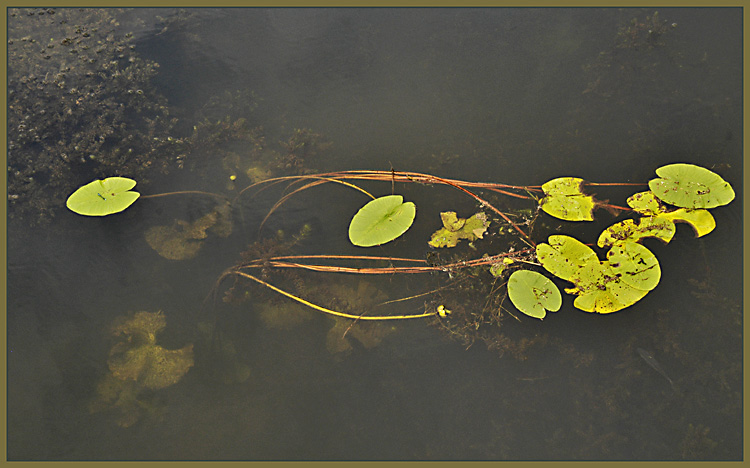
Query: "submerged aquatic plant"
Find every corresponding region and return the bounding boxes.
[89,310,194,427]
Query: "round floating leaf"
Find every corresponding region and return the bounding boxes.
[536,235,598,281]
[539,177,595,221]
[508,270,562,320]
[66,177,140,216]
[648,163,735,209]
[607,241,661,291]
[348,195,416,247]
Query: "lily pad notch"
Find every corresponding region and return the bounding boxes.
[66,177,140,216]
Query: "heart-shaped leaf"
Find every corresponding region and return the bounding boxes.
[648,163,735,209]
[507,270,562,320]
[66,177,140,216]
[348,195,416,247]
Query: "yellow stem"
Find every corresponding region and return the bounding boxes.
[234,271,436,321]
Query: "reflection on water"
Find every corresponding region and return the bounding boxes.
[7,7,742,460]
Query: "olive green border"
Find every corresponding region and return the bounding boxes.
[1,2,746,467]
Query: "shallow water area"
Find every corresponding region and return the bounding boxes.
[7,7,742,460]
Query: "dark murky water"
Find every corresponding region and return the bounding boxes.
[7,8,742,460]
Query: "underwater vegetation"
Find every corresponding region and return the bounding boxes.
[8,8,329,225]
[7,8,188,224]
[89,310,194,427]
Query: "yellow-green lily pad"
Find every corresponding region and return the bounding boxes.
[537,236,661,313]
[599,191,716,248]
[536,235,598,282]
[66,177,140,216]
[539,177,596,221]
[507,270,562,320]
[597,216,676,248]
[648,163,735,209]
[349,195,417,247]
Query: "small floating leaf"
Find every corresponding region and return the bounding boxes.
[428,212,489,248]
[648,163,735,209]
[507,270,562,320]
[539,177,595,221]
[66,177,140,216]
[348,195,416,247]
[440,211,466,231]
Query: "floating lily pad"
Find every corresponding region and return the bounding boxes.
[598,191,716,248]
[597,217,676,248]
[66,177,140,216]
[567,262,650,314]
[507,270,562,320]
[428,212,489,248]
[537,235,660,313]
[348,195,416,247]
[659,208,716,237]
[607,241,661,291]
[539,177,596,221]
[648,163,735,209]
[536,235,598,282]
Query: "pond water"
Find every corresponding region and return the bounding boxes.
[7,7,743,461]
